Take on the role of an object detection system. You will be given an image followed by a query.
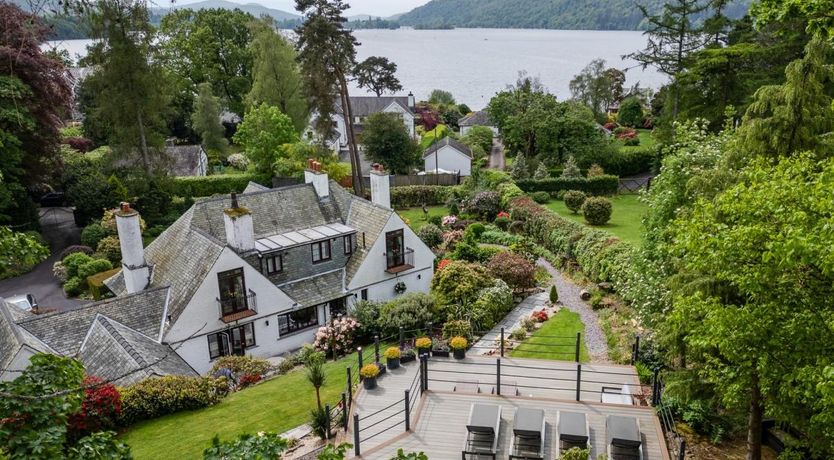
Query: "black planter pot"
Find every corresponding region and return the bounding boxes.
[363,376,377,390]
[400,354,416,364]
[453,349,466,359]
[376,362,386,375]
[432,350,450,358]
[417,347,431,358]
[387,357,400,370]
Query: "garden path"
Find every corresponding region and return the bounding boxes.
[536,258,609,362]
[470,291,547,354]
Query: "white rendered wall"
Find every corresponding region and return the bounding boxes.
[369,172,391,209]
[304,170,330,199]
[424,145,472,176]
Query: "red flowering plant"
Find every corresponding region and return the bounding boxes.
[68,376,121,440]
[437,259,452,271]
[238,374,262,388]
[531,310,549,323]
[486,251,537,292]
[496,211,510,219]
[603,122,618,131]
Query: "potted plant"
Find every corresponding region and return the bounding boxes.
[384,347,401,370]
[431,338,450,358]
[415,337,432,357]
[400,348,416,363]
[450,336,468,360]
[360,363,380,390]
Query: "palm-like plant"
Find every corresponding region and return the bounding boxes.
[305,357,326,410]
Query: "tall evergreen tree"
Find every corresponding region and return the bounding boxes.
[192,82,227,159]
[84,0,171,175]
[295,0,363,195]
[247,20,308,132]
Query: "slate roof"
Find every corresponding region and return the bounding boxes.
[344,198,393,282]
[459,110,494,127]
[0,299,24,370]
[165,145,206,177]
[78,315,196,386]
[423,136,473,158]
[338,96,413,117]
[243,181,270,194]
[16,287,170,356]
[279,269,347,308]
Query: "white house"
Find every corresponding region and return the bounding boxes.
[423,137,473,176]
[459,110,498,137]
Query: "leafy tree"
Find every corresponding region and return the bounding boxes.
[569,58,617,120]
[61,150,120,226]
[191,82,227,159]
[353,56,403,97]
[753,0,834,38]
[0,354,131,459]
[233,103,300,175]
[428,89,456,109]
[461,125,493,154]
[159,8,255,116]
[84,0,171,175]
[0,4,71,225]
[247,20,308,132]
[0,227,50,280]
[203,432,287,460]
[274,142,349,181]
[627,0,710,118]
[617,97,645,127]
[295,0,364,195]
[361,112,420,174]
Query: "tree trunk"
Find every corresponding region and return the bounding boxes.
[338,73,365,196]
[746,371,763,460]
[315,386,322,411]
[136,111,152,176]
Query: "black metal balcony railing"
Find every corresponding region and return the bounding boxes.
[217,290,257,322]
[385,248,414,274]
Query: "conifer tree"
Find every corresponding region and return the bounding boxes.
[192,82,227,160]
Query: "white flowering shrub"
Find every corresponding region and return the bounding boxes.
[313,316,361,357]
[227,153,249,170]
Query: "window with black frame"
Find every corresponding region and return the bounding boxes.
[277,306,319,335]
[343,234,353,255]
[263,253,282,274]
[311,240,331,263]
[207,323,255,359]
[329,297,347,318]
[217,268,247,315]
[385,229,404,269]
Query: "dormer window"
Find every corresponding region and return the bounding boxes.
[344,235,354,255]
[263,253,283,275]
[311,240,331,263]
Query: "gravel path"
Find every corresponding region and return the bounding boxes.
[537,258,609,362]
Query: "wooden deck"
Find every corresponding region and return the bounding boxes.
[347,356,664,459]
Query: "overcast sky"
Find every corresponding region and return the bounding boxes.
[173,0,431,17]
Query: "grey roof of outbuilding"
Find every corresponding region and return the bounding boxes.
[423,136,473,159]
[243,181,270,194]
[78,315,197,386]
[338,96,413,116]
[165,145,206,177]
[459,110,494,127]
[16,287,170,356]
[279,269,347,308]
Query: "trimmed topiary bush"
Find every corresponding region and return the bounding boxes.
[60,245,94,261]
[563,190,587,214]
[378,293,436,336]
[531,191,550,204]
[80,223,107,248]
[581,196,613,225]
[417,223,443,248]
[63,277,84,296]
[63,252,94,278]
[209,355,273,378]
[78,258,113,281]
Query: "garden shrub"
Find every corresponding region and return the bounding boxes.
[463,222,485,241]
[378,293,436,336]
[624,137,640,146]
[582,197,612,225]
[95,236,122,264]
[496,182,524,208]
[560,447,591,460]
[442,320,473,340]
[63,277,84,296]
[312,316,361,357]
[63,252,94,278]
[448,240,495,263]
[617,97,644,128]
[226,153,249,170]
[277,358,296,374]
[77,258,113,281]
[80,223,106,248]
[563,190,587,214]
[68,376,121,441]
[486,251,536,292]
[204,432,288,460]
[390,185,453,208]
[352,300,382,343]
[417,224,443,248]
[53,261,68,283]
[468,279,513,331]
[428,215,442,226]
[119,376,229,425]
[509,328,527,340]
[587,164,605,177]
[63,136,94,152]
[60,245,93,261]
[209,356,273,378]
[550,285,559,304]
[463,191,501,220]
[479,169,513,189]
[516,175,618,196]
[531,191,550,204]
[431,260,493,307]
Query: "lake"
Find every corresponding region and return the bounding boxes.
[47,28,665,109]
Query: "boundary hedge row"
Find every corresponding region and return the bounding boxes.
[170,174,270,197]
[391,185,462,208]
[515,175,619,196]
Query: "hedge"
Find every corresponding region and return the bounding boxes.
[391,185,460,208]
[119,376,230,426]
[515,175,619,196]
[547,149,656,178]
[170,174,270,197]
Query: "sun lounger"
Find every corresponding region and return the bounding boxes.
[509,407,546,459]
[556,411,590,456]
[462,403,501,460]
[607,415,643,460]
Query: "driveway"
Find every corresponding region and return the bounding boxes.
[0,207,86,312]
[488,138,505,170]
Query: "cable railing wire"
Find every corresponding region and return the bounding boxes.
[359,408,406,433]
[358,398,404,421]
[359,419,405,444]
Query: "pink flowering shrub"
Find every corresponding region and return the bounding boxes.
[441,215,457,227]
[313,316,361,357]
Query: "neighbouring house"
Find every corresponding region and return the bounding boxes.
[164,141,209,177]
[2,163,434,379]
[423,137,473,176]
[459,110,498,137]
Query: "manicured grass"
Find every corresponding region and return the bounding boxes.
[545,194,647,245]
[397,206,447,231]
[420,124,450,149]
[120,354,363,460]
[510,309,590,362]
[617,128,655,153]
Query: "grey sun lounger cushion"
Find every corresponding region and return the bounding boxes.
[607,415,641,448]
[558,411,588,443]
[467,403,501,434]
[514,407,545,438]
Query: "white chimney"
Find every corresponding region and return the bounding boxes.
[115,202,150,294]
[369,163,391,209]
[223,193,255,252]
[304,159,329,199]
[407,91,415,109]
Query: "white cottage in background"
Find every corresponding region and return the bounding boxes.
[423,137,473,176]
[459,110,498,137]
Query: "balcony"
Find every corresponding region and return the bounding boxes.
[217,290,257,323]
[385,248,414,274]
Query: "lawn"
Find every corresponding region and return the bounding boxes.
[120,353,363,460]
[617,128,655,153]
[397,206,447,232]
[545,194,646,245]
[510,309,590,362]
[419,124,450,149]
